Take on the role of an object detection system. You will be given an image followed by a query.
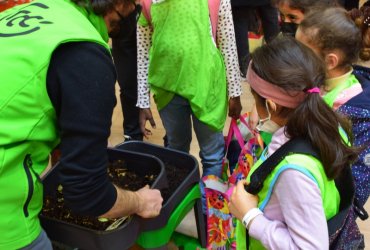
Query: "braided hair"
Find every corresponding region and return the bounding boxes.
[349,5,370,61]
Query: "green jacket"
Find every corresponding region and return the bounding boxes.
[0,0,109,248]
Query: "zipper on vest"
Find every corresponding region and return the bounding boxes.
[23,154,35,217]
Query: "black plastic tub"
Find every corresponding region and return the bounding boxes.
[115,141,200,231]
[40,148,167,250]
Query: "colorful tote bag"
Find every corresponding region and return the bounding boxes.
[202,114,263,249]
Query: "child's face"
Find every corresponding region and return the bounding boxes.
[278,2,305,24]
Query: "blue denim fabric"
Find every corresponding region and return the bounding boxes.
[159,95,225,178]
[20,230,53,250]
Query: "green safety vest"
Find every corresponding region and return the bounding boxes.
[0,0,109,248]
[323,74,360,108]
[235,151,340,249]
[138,0,227,131]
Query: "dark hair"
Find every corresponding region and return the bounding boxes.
[272,0,338,13]
[349,6,370,61]
[299,7,361,68]
[251,36,357,179]
[71,0,133,15]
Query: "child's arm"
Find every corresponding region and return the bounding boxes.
[249,169,328,249]
[216,0,242,101]
[136,23,155,138]
[136,24,152,110]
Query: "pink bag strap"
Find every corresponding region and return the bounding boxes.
[139,0,220,41]
[225,119,245,154]
[140,0,152,24]
[208,0,220,41]
[238,114,254,135]
[225,113,259,153]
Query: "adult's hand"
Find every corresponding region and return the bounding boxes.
[135,185,163,218]
[228,96,242,120]
[99,185,163,219]
[139,108,156,139]
[228,180,258,221]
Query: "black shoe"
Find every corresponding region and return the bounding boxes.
[123,135,143,142]
[163,135,169,147]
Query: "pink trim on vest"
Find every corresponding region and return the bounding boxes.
[332,84,363,110]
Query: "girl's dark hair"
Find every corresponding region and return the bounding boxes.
[71,0,133,15]
[272,0,338,13]
[299,7,361,68]
[349,6,370,61]
[251,36,357,180]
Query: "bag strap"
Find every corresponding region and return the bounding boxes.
[140,0,152,24]
[244,137,365,241]
[244,138,320,249]
[245,137,320,195]
[208,0,220,41]
[139,0,220,41]
[327,167,367,238]
[225,119,245,154]
[225,114,256,155]
[327,166,355,236]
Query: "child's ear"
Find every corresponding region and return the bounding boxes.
[324,53,339,71]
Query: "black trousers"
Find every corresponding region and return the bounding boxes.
[112,14,143,141]
[344,0,359,9]
[232,5,279,76]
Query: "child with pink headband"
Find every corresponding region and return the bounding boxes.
[228,36,358,249]
[248,0,338,130]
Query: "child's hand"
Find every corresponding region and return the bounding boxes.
[139,108,156,139]
[228,96,242,119]
[228,180,258,221]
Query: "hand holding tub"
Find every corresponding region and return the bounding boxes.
[100,185,163,219]
[135,185,163,218]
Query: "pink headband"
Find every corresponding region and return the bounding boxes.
[246,62,307,109]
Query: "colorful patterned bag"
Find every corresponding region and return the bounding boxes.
[223,115,263,185]
[202,115,263,249]
[202,176,235,250]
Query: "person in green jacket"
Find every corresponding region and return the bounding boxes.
[228,37,358,249]
[0,0,163,249]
